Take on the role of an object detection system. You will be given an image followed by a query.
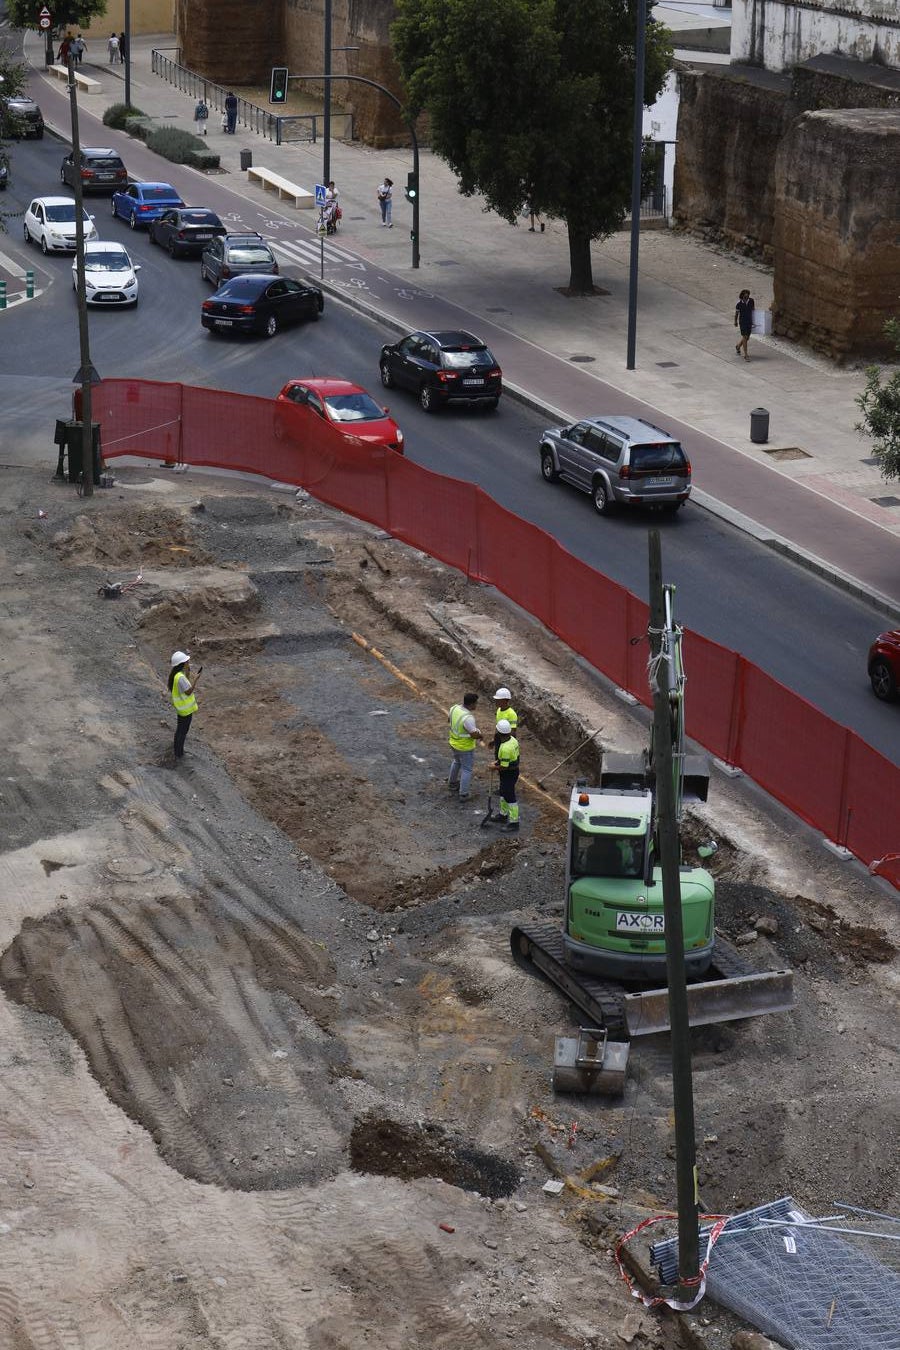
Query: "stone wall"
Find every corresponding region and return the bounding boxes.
[732,0,900,72]
[773,109,900,360]
[177,0,283,84]
[673,65,794,260]
[792,53,900,113]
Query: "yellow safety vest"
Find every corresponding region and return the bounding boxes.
[449,704,476,751]
[497,735,520,769]
[495,704,518,731]
[171,671,198,716]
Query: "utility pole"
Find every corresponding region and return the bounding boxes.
[626,0,647,370]
[322,0,332,186]
[67,55,99,498]
[647,531,700,1290]
[124,0,131,109]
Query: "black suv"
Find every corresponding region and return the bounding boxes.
[200,232,278,286]
[379,330,502,412]
[4,95,44,139]
[60,149,129,194]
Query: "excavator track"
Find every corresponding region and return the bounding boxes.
[511,921,793,1039]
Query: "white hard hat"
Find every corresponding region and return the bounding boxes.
[170,650,190,668]
[493,687,511,700]
[496,719,512,735]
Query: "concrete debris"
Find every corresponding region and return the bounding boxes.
[731,1333,790,1350]
[754,915,779,936]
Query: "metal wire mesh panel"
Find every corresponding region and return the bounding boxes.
[651,1199,900,1350]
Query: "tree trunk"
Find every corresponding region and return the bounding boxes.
[567,228,595,294]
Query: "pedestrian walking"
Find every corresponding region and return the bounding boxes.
[118,32,127,64]
[448,693,483,801]
[735,288,755,361]
[377,177,393,227]
[224,90,238,134]
[492,719,521,831]
[492,686,519,756]
[527,200,545,233]
[107,32,119,64]
[169,651,202,760]
[72,35,85,65]
[194,97,209,135]
[57,35,71,63]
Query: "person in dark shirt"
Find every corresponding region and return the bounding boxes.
[735,289,755,360]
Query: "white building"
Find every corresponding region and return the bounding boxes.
[731,0,900,72]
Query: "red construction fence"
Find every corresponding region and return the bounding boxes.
[94,378,900,889]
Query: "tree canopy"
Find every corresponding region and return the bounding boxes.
[6,0,107,30]
[391,0,672,292]
[856,319,900,483]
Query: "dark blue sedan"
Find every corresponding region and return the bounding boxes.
[111,181,185,229]
[201,274,324,339]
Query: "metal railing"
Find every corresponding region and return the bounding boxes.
[151,48,353,145]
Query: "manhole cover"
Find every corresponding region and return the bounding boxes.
[432,260,460,266]
[761,446,811,461]
[872,496,900,507]
[860,456,880,466]
[656,361,679,368]
[486,307,509,313]
[569,354,596,364]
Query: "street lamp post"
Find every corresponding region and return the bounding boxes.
[66,55,100,498]
[626,0,647,371]
[124,0,131,108]
[323,0,332,185]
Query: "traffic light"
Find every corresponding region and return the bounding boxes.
[269,67,289,105]
[405,171,418,203]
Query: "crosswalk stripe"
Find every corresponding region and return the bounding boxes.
[274,237,362,268]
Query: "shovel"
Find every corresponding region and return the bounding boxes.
[480,769,504,828]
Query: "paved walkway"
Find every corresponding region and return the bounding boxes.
[21,30,900,615]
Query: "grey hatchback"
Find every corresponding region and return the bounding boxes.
[539,415,692,516]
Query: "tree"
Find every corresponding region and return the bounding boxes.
[391,0,672,294]
[6,0,107,29]
[856,319,900,483]
[0,51,28,233]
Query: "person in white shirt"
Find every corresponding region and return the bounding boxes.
[377,178,393,227]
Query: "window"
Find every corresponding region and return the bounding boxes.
[571,828,645,880]
[630,442,687,472]
[585,429,619,462]
[566,423,590,446]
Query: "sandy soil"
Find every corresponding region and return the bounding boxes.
[0,466,897,1350]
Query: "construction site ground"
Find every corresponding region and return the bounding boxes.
[1,463,898,1350]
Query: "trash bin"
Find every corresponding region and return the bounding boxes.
[65,421,102,485]
[750,407,770,444]
[240,149,253,171]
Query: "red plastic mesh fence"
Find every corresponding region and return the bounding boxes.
[96,379,899,883]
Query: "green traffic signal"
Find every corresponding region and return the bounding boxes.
[269,67,289,104]
[405,171,418,202]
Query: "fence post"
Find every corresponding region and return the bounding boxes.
[722,654,746,769]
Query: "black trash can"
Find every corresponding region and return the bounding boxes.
[240,149,253,171]
[750,407,770,444]
[65,421,102,485]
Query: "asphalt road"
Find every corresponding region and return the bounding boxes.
[3,130,898,766]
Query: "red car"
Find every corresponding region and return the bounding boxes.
[868,630,900,702]
[274,378,404,454]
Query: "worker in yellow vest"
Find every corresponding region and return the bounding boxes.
[493,719,520,832]
[168,650,202,760]
[448,692,483,801]
[492,686,519,756]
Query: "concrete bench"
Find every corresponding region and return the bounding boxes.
[245,165,314,209]
[48,64,102,94]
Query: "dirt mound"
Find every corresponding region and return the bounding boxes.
[350,1115,520,1198]
[54,505,213,568]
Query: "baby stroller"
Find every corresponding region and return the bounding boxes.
[323,200,342,235]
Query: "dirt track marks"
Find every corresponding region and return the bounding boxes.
[0,770,348,1191]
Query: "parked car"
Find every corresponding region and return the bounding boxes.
[148,207,226,257]
[0,151,8,191]
[201,274,323,338]
[275,379,404,454]
[60,148,128,194]
[24,197,98,253]
[868,629,900,702]
[379,329,502,412]
[539,414,693,516]
[111,181,185,229]
[200,232,278,286]
[73,240,140,307]
[3,95,44,138]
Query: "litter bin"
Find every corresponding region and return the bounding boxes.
[750,407,770,444]
[240,149,253,171]
[64,421,102,485]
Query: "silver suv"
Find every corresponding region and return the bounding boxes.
[539,415,692,516]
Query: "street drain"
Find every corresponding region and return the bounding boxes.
[350,1116,519,1198]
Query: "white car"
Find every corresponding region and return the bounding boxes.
[73,240,140,307]
[23,196,98,253]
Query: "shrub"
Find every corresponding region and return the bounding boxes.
[103,101,144,129]
[146,126,202,163]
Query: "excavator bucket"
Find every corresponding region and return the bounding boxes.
[622,967,795,1037]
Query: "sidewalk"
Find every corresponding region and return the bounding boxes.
[27,31,900,615]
